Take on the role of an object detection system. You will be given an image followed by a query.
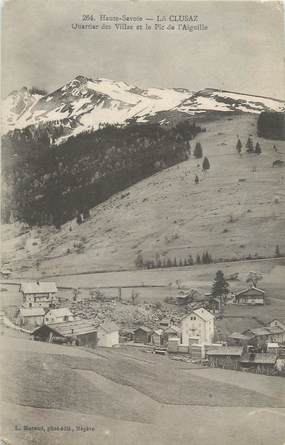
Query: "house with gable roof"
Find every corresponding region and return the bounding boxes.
[181,307,215,345]
[233,284,265,305]
[20,281,58,309]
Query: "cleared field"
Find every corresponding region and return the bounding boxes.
[1,336,285,445]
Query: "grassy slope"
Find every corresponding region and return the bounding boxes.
[1,336,285,445]
[2,113,285,275]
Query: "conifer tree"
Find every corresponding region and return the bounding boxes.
[195,175,199,184]
[211,270,229,299]
[236,138,242,155]
[194,142,203,159]
[246,137,254,153]
[202,157,210,171]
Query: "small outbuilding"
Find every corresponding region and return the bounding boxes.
[97,321,119,348]
[152,328,164,346]
[163,325,181,344]
[133,326,153,344]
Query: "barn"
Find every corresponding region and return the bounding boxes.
[206,346,244,369]
[32,319,97,348]
[240,353,277,375]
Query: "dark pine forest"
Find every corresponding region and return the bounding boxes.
[1,121,202,227]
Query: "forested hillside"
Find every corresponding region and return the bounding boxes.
[1,121,201,226]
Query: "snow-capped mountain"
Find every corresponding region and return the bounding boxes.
[2,76,284,140]
[177,88,285,114]
[1,87,45,134]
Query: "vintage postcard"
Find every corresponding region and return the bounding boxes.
[1,1,285,444]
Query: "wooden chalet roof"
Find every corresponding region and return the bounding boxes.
[243,326,284,337]
[20,307,45,317]
[235,286,265,297]
[240,353,277,365]
[206,346,244,356]
[228,332,251,341]
[33,319,96,337]
[134,326,152,333]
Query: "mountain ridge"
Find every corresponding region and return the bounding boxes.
[2,76,284,140]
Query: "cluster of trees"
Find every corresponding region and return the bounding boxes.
[2,120,203,227]
[236,136,262,155]
[257,112,285,140]
[135,251,213,269]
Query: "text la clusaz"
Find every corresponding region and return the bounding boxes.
[156,15,199,22]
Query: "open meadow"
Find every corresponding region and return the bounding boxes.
[1,335,285,445]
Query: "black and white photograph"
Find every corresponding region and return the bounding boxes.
[1,1,285,444]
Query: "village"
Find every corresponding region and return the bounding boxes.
[1,267,285,377]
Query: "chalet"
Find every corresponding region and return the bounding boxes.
[19,307,45,327]
[176,291,192,306]
[234,285,265,305]
[32,319,97,348]
[133,326,153,344]
[44,308,74,325]
[97,321,119,347]
[20,281,58,309]
[240,353,277,375]
[243,325,285,346]
[206,346,244,369]
[268,319,285,331]
[181,308,215,345]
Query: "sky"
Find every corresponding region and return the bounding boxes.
[2,0,284,99]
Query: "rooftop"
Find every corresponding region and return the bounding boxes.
[45,308,73,318]
[99,320,119,333]
[244,326,284,337]
[33,319,97,337]
[20,307,45,317]
[134,326,152,333]
[182,307,215,323]
[207,346,244,356]
[240,353,277,365]
[235,286,265,297]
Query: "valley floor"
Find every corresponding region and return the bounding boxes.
[1,335,285,445]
